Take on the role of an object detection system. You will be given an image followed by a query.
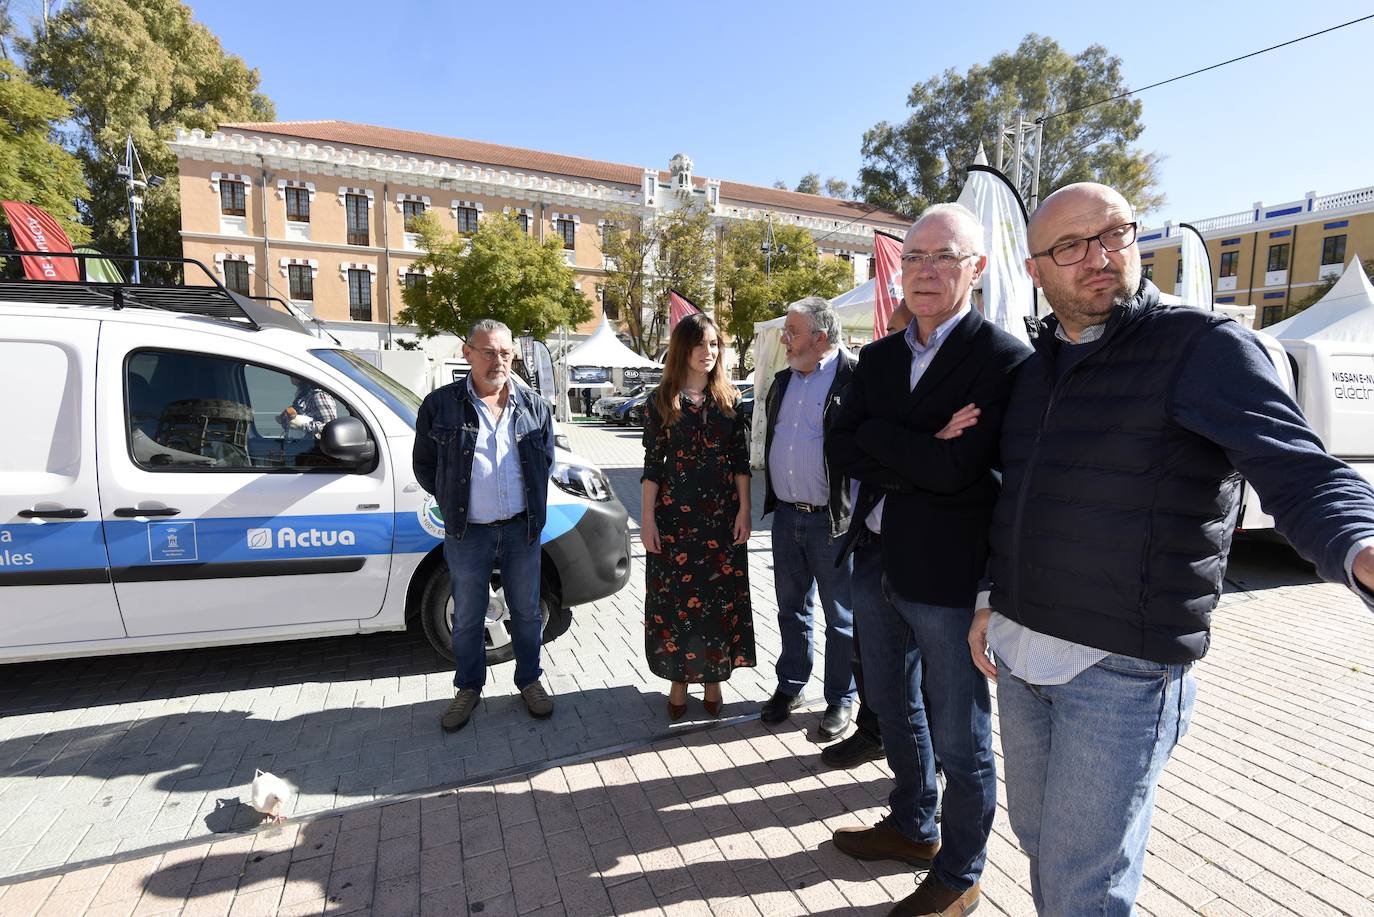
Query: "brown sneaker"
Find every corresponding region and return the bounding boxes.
[833,821,940,867]
[441,689,480,732]
[890,875,980,916]
[520,680,554,718]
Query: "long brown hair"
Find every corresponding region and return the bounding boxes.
[653,312,738,426]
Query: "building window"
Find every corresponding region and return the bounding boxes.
[1219,251,1239,278]
[404,272,425,290]
[557,218,576,250]
[348,269,372,321]
[1267,243,1289,273]
[219,180,246,216]
[454,206,479,234]
[600,222,617,252]
[1261,305,1285,327]
[222,259,250,295]
[1175,259,1183,284]
[1322,234,1347,266]
[1141,263,1154,281]
[285,187,310,223]
[867,255,876,279]
[346,194,370,246]
[403,199,428,231]
[516,212,530,234]
[288,265,314,301]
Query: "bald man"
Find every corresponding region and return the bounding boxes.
[828,203,1032,916]
[968,182,1374,914]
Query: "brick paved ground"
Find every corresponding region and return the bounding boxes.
[1,420,1372,915]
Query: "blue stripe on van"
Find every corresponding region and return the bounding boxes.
[0,521,107,571]
[104,514,394,566]
[392,502,588,553]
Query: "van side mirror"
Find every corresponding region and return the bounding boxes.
[319,417,376,466]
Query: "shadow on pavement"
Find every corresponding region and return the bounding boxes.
[138,711,903,915]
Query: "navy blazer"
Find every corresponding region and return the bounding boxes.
[827,308,1031,607]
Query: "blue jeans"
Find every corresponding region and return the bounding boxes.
[770,503,856,706]
[862,580,995,893]
[443,518,544,693]
[996,653,1196,915]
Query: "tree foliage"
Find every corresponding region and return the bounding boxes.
[794,173,821,195]
[716,219,853,372]
[858,34,1164,217]
[0,58,89,243]
[600,205,715,355]
[397,212,592,340]
[19,0,273,270]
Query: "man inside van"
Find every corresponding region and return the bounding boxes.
[415,319,557,732]
[278,376,339,438]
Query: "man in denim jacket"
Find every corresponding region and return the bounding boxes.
[414,319,556,731]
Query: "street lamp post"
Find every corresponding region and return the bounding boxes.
[760,213,787,278]
[117,133,163,283]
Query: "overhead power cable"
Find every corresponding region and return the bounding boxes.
[1040,13,1374,123]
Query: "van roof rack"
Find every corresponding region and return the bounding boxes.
[0,250,309,334]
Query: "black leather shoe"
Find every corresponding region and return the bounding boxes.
[759,689,802,724]
[821,729,884,768]
[817,704,852,741]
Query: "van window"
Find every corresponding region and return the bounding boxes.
[0,342,80,476]
[125,350,360,471]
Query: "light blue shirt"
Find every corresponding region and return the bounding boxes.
[864,306,970,533]
[466,377,528,524]
[769,347,840,507]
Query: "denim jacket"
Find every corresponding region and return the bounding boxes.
[413,379,555,543]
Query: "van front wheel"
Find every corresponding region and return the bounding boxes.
[419,565,555,665]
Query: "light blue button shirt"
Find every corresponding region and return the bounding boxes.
[863,306,969,533]
[466,378,528,524]
[769,347,840,507]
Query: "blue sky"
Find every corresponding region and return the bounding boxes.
[170,2,1374,226]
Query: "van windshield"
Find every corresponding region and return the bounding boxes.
[313,349,421,426]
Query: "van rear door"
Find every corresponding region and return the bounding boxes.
[0,318,124,648]
[96,323,394,637]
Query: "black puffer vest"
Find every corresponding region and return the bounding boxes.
[988,282,1240,663]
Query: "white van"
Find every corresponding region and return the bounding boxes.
[0,265,632,664]
[1235,335,1374,534]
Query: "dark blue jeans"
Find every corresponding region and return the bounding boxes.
[770,503,856,707]
[443,519,543,693]
[860,578,996,893]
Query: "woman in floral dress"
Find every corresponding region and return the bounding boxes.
[640,313,755,720]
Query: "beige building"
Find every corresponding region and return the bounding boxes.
[170,121,909,344]
[1137,186,1374,327]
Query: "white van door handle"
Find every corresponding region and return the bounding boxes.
[112,507,181,518]
[18,507,89,519]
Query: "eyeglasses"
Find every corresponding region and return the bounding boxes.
[1031,222,1138,267]
[779,327,820,342]
[474,348,515,362]
[900,249,975,271]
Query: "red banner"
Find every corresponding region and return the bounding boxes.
[872,230,903,340]
[668,290,701,331]
[2,201,80,281]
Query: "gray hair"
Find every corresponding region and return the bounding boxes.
[907,202,985,256]
[467,318,512,340]
[786,296,841,345]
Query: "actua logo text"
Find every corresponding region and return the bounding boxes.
[247,527,357,550]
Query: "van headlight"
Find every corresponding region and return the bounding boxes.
[551,460,613,501]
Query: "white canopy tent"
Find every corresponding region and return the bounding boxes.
[560,318,662,369]
[1265,256,1374,342]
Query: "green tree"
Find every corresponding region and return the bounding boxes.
[858,34,1164,218]
[794,172,821,195]
[397,212,592,340]
[824,177,850,199]
[716,219,852,373]
[0,58,89,243]
[600,205,715,355]
[19,0,273,272]
[771,179,788,190]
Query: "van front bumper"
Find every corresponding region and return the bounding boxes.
[544,497,631,607]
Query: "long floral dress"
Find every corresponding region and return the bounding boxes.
[641,393,755,683]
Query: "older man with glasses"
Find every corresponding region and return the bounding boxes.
[967,182,1374,914]
[828,204,1032,916]
[414,318,558,732]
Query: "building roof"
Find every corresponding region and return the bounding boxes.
[217,120,910,227]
